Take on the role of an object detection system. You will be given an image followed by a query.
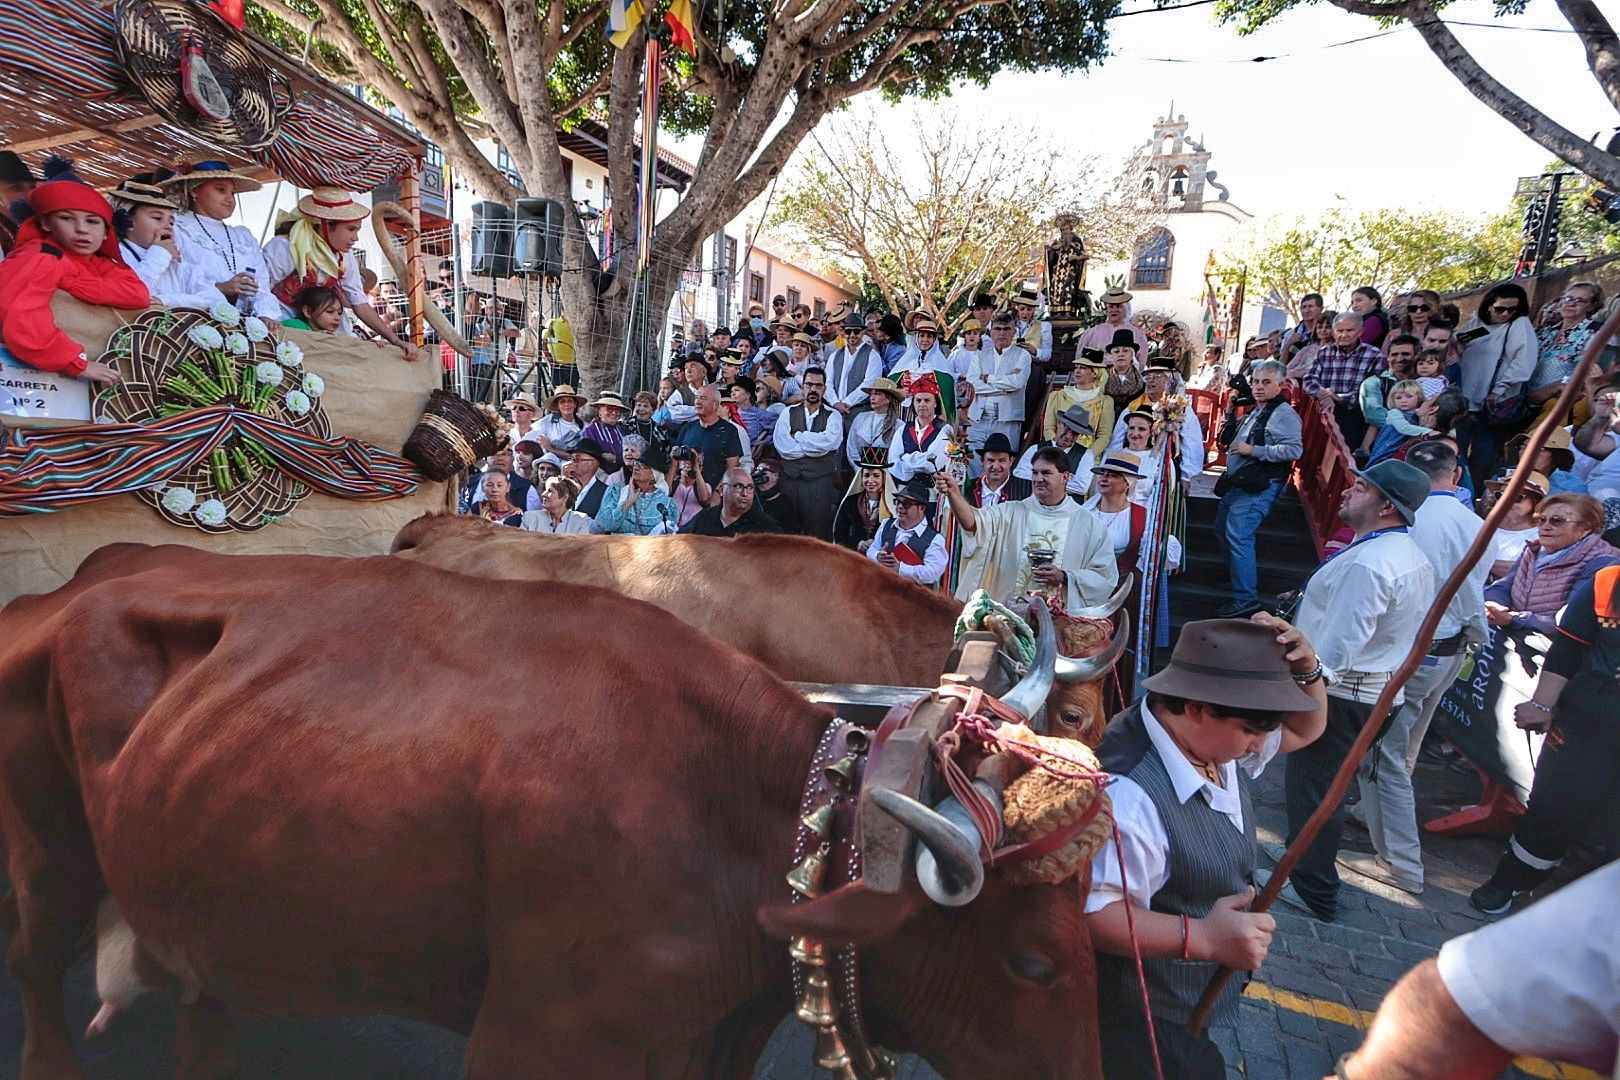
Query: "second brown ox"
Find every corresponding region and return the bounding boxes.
[390,514,1129,743]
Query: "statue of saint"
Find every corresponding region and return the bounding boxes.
[1044,214,1089,320]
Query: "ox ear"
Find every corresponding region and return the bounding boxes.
[758,882,929,948]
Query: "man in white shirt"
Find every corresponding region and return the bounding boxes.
[965,313,1030,454]
[1285,459,1437,921]
[866,477,948,587]
[1342,441,1487,895]
[1088,617,1327,1077]
[771,366,845,539]
[824,312,881,416]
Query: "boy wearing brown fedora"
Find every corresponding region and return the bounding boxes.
[1088,615,1328,1079]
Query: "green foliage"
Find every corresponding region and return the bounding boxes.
[1505,162,1620,262]
[1213,203,1518,319]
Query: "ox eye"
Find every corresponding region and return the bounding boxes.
[1009,952,1058,988]
[1059,711,1081,730]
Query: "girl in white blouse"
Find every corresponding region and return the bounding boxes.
[162,162,281,321]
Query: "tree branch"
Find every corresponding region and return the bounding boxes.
[418,0,527,156]
[1554,0,1620,114]
[1327,0,1620,187]
[556,69,613,119]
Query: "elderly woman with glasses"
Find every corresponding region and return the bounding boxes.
[1485,493,1619,637]
[1527,282,1606,418]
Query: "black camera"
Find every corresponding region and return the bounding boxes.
[671,445,696,461]
[752,465,771,486]
[1227,371,1256,408]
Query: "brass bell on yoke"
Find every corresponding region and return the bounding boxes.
[802,803,834,838]
[813,1022,853,1071]
[786,841,831,898]
[790,935,826,966]
[796,969,837,1027]
[823,753,861,792]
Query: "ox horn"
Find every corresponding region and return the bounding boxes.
[1068,574,1134,621]
[1055,609,1132,684]
[997,599,1057,730]
[869,787,987,907]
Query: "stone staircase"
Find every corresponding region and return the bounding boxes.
[1169,481,1322,639]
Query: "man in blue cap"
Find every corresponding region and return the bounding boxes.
[1274,459,1437,921]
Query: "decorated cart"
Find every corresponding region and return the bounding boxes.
[0,0,467,604]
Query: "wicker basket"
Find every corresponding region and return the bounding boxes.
[403,390,501,481]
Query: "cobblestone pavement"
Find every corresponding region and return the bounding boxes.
[755,748,1607,1080]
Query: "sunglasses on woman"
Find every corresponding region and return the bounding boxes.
[1407,304,1430,314]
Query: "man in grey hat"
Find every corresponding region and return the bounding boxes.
[1279,459,1436,921]
[1089,615,1327,1078]
[1014,403,1096,498]
[824,310,881,416]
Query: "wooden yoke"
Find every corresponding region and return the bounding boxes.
[855,632,1015,894]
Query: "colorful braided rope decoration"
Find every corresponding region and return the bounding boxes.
[0,307,419,530]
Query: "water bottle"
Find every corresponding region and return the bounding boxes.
[238,267,258,314]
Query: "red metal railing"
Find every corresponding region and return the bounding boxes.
[1195,384,1354,559]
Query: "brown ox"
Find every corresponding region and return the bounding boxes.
[390,513,1127,742]
[0,543,1102,1079]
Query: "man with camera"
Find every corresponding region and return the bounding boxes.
[680,467,782,536]
[1214,360,1302,617]
[673,384,743,492]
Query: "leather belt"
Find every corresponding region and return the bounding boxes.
[1428,631,1467,657]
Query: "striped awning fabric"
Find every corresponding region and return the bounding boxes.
[0,0,420,191]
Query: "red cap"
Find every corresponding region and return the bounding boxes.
[21,180,119,259]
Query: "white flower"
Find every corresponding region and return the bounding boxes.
[194,499,228,527]
[160,486,197,514]
[275,340,304,368]
[283,390,312,416]
[208,301,241,327]
[187,324,224,350]
[301,372,324,397]
[254,361,284,388]
[242,316,270,343]
[224,332,250,356]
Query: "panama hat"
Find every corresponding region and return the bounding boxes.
[108,179,177,210]
[504,391,540,409]
[911,318,941,336]
[162,160,262,193]
[1076,348,1109,369]
[1092,449,1145,479]
[544,384,587,410]
[860,376,904,402]
[296,186,371,222]
[589,391,628,411]
[791,332,818,348]
[1141,619,1318,713]
[1099,287,1134,306]
[1010,287,1040,308]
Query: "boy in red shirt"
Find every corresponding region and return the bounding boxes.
[0,157,149,386]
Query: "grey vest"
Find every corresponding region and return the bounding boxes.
[1094,704,1255,1026]
[782,405,840,483]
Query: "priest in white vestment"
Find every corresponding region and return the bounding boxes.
[935,445,1117,613]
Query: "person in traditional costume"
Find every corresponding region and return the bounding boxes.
[868,475,949,587]
[1102,327,1146,420]
[964,431,1030,507]
[1084,450,1182,693]
[845,375,903,470]
[889,374,954,484]
[164,161,281,320]
[937,444,1117,612]
[261,187,418,357]
[834,446,897,550]
[889,318,957,421]
[1109,362,1204,481]
[1010,286,1053,440]
[965,313,1029,455]
[1015,404,1096,499]
[0,157,147,388]
[946,318,985,381]
[0,151,38,259]
[824,309,882,417]
[1074,286,1149,355]
[771,365,844,539]
[109,178,226,310]
[758,320,795,367]
[1118,410,1166,507]
[580,390,629,479]
[1041,348,1112,447]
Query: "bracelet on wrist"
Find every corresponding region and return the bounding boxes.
[1526,700,1553,714]
[1179,913,1192,962]
[1291,662,1324,686]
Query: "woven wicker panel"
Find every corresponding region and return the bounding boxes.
[114,0,291,149]
[98,307,331,533]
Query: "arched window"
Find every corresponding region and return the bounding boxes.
[1131,228,1174,289]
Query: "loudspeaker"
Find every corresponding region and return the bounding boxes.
[471,201,514,278]
[514,197,565,276]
